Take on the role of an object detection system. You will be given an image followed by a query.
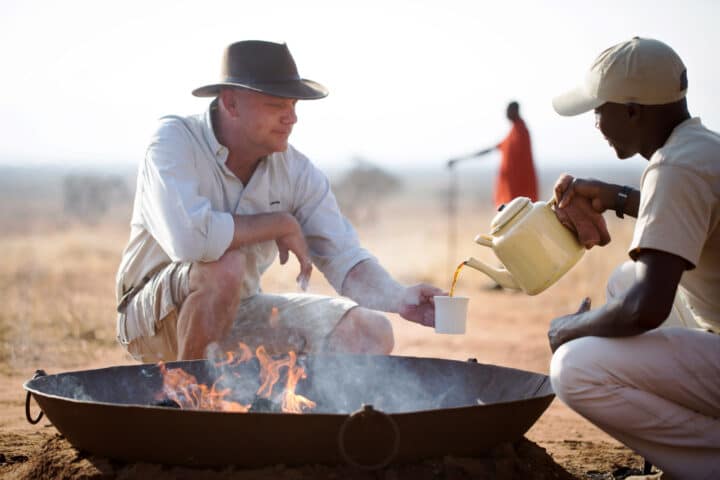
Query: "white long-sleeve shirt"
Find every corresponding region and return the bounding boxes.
[116,102,373,304]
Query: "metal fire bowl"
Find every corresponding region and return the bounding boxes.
[24,354,554,469]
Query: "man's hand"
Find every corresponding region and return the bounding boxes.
[553,174,611,212]
[275,218,313,290]
[548,297,591,353]
[231,212,313,289]
[554,195,611,248]
[397,284,446,327]
[553,174,613,249]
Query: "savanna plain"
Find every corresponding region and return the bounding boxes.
[0,164,649,479]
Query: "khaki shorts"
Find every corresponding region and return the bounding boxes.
[117,262,357,363]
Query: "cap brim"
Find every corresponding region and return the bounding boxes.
[192,78,328,100]
[552,86,604,116]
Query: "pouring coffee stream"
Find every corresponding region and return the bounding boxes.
[449,262,465,297]
[457,196,585,296]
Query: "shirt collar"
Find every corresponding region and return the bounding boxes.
[203,99,227,160]
[664,117,701,148]
[201,99,278,169]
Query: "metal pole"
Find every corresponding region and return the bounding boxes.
[445,149,489,272]
[447,165,458,272]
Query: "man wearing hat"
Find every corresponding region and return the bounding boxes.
[115,40,444,362]
[547,37,720,478]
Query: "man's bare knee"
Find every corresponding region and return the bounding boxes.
[189,250,247,302]
[329,308,394,354]
[177,251,247,360]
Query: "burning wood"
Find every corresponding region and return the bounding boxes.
[248,396,281,413]
[156,361,250,412]
[153,398,181,408]
[155,342,316,414]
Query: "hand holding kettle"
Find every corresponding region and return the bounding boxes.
[464,196,586,295]
[554,195,611,249]
[554,174,640,223]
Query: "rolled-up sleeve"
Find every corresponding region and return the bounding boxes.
[289,149,375,292]
[140,118,234,262]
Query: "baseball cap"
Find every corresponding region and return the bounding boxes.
[553,37,688,116]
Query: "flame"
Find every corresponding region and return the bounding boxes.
[156,361,249,412]
[268,306,280,329]
[282,356,317,413]
[256,346,317,413]
[156,341,316,414]
[256,345,293,398]
[216,342,254,368]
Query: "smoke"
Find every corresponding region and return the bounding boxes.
[205,343,261,403]
[201,345,480,414]
[340,260,405,313]
[29,353,549,417]
[194,290,480,413]
[45,374,93,401]
[300,354,473,414]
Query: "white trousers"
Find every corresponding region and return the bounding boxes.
[550,261,720,480]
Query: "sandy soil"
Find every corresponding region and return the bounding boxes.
[0,193,651,479]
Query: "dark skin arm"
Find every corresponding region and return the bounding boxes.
[548,249,689,352]
[553,174,641,219]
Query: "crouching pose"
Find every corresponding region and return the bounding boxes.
[548,37,720,479]
[115,40,443,362]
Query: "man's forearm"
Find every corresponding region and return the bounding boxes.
[340,259,404,313]
[552,269,677,350]
[554,299,649,346]
[596,182,641,218]
[228,212,295,250]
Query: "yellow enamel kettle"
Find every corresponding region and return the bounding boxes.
[464,196,584,295]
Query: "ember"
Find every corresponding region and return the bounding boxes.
[248,397,281,413]
[153,398,180,408]
[156,343,316,414]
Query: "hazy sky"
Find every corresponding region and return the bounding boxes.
[1,0,718,171]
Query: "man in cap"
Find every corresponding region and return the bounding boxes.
[115,40,444,362]
[547,37,720,478]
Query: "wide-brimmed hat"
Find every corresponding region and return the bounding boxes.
[553,37,687,116]
[192,40,328,100]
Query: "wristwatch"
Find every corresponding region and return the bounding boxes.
[614,186,632,218]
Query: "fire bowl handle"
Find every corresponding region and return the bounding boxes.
[25,369,47,425]
[337,404,400,470]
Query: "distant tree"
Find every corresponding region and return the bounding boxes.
[63,174,130,223]
[332,157,402,224]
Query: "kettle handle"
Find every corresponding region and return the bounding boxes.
[545,195,558,209]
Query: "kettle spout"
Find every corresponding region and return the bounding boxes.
[463,257,520,290]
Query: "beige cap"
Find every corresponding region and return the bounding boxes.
[553,37,687,116]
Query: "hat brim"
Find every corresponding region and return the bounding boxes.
[552,86,605,117]
[192,78,328,99]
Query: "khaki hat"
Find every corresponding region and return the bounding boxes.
[192,40,328,100]
[553,37,687,116]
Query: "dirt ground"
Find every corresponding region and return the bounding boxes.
[0,176,651,479]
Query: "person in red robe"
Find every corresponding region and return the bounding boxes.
[494,101,538,207]
[447,101,538,208]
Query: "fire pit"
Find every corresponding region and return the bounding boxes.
[24,354,554,469]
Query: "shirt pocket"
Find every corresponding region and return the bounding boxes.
[268,197,286,213]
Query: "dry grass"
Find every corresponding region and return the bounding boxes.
[0,223,128,374]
